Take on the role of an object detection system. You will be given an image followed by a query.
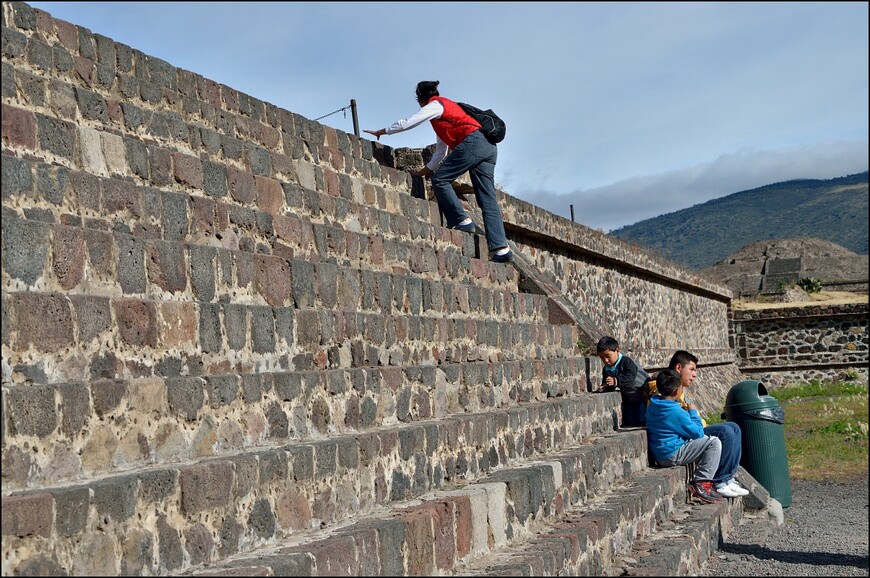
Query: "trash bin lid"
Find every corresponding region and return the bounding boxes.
[725,380,781,412]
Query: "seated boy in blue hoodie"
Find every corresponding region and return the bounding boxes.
[646,369,723,504]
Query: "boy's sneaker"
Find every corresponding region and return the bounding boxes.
[689,480,722,504]
[726,480,750,496]
[452,221,477,233]
[715,482,745,498]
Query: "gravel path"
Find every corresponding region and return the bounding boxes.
[702,473,869,576]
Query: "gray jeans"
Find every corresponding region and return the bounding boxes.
[430,130,508,252]
[657,435,722,482]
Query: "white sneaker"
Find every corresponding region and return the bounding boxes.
[715,483,744,498]
[727,480,749,496]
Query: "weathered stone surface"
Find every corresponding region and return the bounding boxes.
[1,493,53,537]
[179,461,234,515]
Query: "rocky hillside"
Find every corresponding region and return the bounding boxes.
[610,172,869,269]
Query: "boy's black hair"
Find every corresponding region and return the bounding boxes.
[655,369,681,397]
[668,350,698,370]
[415,80,440,102]
[596,336,619,353]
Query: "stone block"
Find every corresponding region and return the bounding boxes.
[203,160,227,198]
[57,382,89,435]
[179,461,234,515]
[198,302,222,353]
[288,445,314,482]
[249,497,276,540]
[206,375,238,408]
[188,244,216,301]
[92,474,138,522]
[91,379,126,417]
[265,402,288,439]
[396,509,435,576]
[116,234,146,294]
[476,482,508,548]
[138,469,178,504]
[114,299,157,347]
[72,531,118,575]
[70,294,111,343]
[160,300,196,347]
[166,376,204,421]
[3,213,49,286]
[353,518,407,576]
[147,240,187,294]
[295,310,321,348]
[1,493,53,537]
[255,254,292,307]
[309,535,358,575]
[36,113,75,159]
[227,165,255,204]
[172,151,203,189]
[4,383,57,438]
[1,154,33,202]
[184,522,214,566]
[275,489,311,531]
[157,515,184,571]
[419,500,457,570]
[344,526,380,576]
[149,144,172,186]
[2,103,36,149]
[250,305,275,353]
[255,175,282,213]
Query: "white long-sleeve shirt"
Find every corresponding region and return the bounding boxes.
[384,101,449,170]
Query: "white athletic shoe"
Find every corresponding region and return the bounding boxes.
[727,480,750,496]
[715,483,745,498]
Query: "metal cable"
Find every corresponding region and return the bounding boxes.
[314,105,350,122]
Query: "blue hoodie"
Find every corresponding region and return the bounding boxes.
[645,395,706,462]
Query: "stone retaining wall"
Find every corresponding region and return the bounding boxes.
[732,302,869,388]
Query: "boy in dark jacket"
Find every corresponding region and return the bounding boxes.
[596,336,650,427]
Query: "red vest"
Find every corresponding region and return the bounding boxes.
[429,96,480,149]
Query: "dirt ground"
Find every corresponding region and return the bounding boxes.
[732,291,868,311]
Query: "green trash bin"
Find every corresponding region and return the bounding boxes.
[723,380,792,508]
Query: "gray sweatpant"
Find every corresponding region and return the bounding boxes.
[657,435,722,482]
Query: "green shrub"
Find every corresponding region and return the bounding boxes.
[797,277,823,293]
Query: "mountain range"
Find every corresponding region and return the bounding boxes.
[609,172,869,270]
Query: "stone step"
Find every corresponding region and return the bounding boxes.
[3,164,520,303]
[0,392,626,575]
[176,428,648,576]
[613,492,743,576]
[3,279,566,383]
[454,466,743,577]
[2,356,588,489]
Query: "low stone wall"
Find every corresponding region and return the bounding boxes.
[732,302,869,388]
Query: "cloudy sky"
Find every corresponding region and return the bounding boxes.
[27,2,868,232]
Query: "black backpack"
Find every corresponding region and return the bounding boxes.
[457,102,506,144]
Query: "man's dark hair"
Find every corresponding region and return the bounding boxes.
[655,369,681,397]
[668,350,698,370]
[596,336,619,353]
[415,80,440,102]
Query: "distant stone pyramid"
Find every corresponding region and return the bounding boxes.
[702,237,869,296]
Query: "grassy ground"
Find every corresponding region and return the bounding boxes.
[707,380,868,482]
[771,380,869,482]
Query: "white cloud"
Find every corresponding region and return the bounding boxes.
[523,139,869,232]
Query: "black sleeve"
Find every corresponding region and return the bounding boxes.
[617,357,639,389]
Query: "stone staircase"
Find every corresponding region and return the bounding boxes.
[2,2,750,575]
